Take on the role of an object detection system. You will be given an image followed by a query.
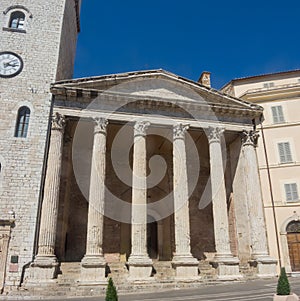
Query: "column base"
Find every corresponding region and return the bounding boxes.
[172,254,199,278]
[250,255,277,278]
[80,255,106,284]
[127,254,153,279]
[27,255,59,282]
[211,254,242,280]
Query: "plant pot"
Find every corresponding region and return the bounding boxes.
[273,293,299,301]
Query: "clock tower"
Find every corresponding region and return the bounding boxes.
[0,0,81,291]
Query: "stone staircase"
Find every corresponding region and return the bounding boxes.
[107,262,129,282]
[11,260,243,298]
[199,260,217,280]
[57,262,81,284]
[153,261,175,282]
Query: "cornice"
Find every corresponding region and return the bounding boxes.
[51,85,262,119]
[240,85,300,103]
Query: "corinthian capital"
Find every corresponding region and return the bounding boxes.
[51,113,66,131]
[134,121,150,137]
[94,117,108,134]
[242,130,259,147]
[207,126,224,144]
[173,123,189,140]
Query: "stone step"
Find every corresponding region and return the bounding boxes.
[199,260,216,279]
[153,261,175,280]
[57,262,81,281]
[107,262,129,280]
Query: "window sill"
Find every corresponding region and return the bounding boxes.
[2,27,26,33]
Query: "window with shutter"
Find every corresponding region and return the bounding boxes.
[278,142,293,163]
[271,106,285,123]
[285,183,299,202]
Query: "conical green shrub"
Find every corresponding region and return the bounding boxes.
[105,277,118,301]
[276,267,290,296]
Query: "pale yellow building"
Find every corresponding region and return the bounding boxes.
[222,70,300,274]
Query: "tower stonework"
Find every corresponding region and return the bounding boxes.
[0,0,80,291]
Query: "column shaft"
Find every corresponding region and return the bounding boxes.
[173,124,193,256]
[36,113,65,261]
[83,118,107,261]
[128,121,152,279]
[172,124,198,278]
[242,130,277,277]
[242,131,271,256]
[208,127,240,279]
[129,121,151,259]
[80,118,108,283]
[208,127,232,258]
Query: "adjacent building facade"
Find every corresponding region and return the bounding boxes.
[222,70,300,274]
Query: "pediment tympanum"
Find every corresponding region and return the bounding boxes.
[51,69,263,123]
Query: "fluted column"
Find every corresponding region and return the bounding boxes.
[30,113,65,280]
[80,117,108,283]
[172,123,198,278]
[242,130,277,277]
[128,121,152,279]
[208,126,240,279]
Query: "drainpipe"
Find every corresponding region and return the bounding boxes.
[259,114,282,268]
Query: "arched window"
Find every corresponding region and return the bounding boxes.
[15,106,30,138]
[287,221,300,233]
[9,11,25,29]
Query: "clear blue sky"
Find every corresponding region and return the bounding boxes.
[73,0,300,89]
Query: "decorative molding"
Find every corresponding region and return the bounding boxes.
[134,121,150,137]
[93,117,108,134]
[3,5,33,18]
[207,126,224,143]
[173,123,189,140]
[51,113,66,131]
[241,130,259,147]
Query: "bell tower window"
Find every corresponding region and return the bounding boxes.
[9,11,25,29]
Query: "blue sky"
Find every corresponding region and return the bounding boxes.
[73,0,300,89]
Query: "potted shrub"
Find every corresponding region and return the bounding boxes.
[274,267,298,300]
[105,277,118,301]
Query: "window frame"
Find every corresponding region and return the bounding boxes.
[2,6,32,33]
[271,105,285,124]
[284,183,299,203]
[15,106,30,138]
[277,141,293,164]
[9,11,26,30]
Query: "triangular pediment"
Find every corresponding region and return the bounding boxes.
[52,69,263,117]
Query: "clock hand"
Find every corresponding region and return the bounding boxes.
[7,62,19,67]
[4,61,19,68]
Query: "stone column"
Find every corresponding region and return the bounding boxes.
[128,121,153,279]
[208,126,241,279]
[30,113,65,280]
[171,123,198,278]
[242,130,277,277]
[80,117,108,283]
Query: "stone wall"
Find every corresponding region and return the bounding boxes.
[0,0,79,288]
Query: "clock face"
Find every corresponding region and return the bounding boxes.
[0,51,23,78]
